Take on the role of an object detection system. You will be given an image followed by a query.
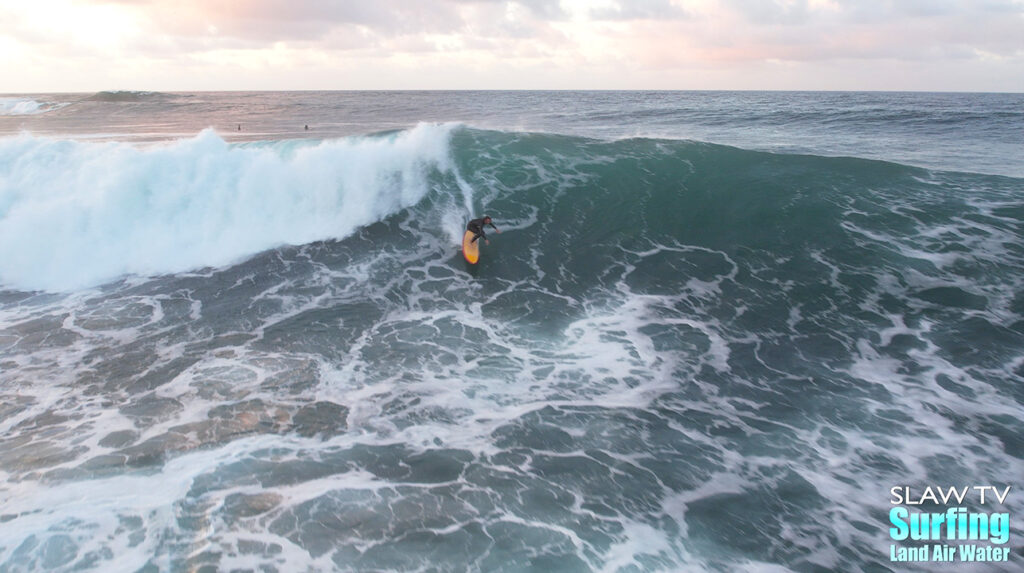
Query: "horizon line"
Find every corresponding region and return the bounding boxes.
[5,88,1024,96]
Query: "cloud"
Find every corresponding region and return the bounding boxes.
[677,0,1024,63]
[86,0,575,61]
[1,0,1022,91]
[449,0,570,21]
[15,0,1023,60]
[83,0,572,44]
[588,0,690,21]
[136,0,463,43]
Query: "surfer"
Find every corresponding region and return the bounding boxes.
[467,215,500,245]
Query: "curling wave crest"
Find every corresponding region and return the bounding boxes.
[0,124,459,291]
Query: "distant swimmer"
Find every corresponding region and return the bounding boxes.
[237,124,241,131]
[466,215,500,245]
[305,124,309,131]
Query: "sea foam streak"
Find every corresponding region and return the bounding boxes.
[0,124,458,291]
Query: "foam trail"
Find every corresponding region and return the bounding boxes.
[0,124,457,291]
[439,169,478,245]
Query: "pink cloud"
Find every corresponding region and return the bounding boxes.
[2,0,1022,90]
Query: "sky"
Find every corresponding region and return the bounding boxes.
[2,0,1023,92]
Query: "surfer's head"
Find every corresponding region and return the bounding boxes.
[483,215,492,223]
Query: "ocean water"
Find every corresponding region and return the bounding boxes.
[0,91,1022,572]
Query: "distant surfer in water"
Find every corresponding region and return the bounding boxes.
[467,215,500,245]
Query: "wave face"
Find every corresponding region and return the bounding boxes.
[0,125,460,291]
[0,127,1022,571]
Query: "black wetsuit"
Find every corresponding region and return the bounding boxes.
[466,218,497,243]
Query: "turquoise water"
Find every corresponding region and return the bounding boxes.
[0,92,1022,571]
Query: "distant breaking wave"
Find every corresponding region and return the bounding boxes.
[84,90,176,102]
[0,97,70,116]
[0,125,462,291]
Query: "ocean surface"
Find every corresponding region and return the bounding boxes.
[0,91,1022,572]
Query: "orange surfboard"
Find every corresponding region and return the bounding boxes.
[462,230,480,264]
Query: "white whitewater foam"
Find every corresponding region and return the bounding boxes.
[0,124,459,291]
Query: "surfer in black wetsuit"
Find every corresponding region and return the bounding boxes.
[467,215,500,245]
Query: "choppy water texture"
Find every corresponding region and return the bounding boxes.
[1,92,1023,572]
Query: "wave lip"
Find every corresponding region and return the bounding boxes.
[0,97,69,116]
[0,124,460,292]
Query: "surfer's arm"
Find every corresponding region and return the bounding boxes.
[489,223,500,233]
